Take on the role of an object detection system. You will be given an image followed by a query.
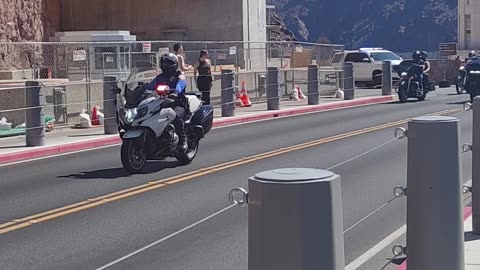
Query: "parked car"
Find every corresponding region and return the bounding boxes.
[331,48,403,87]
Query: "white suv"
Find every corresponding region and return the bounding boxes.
[331,48,403,86]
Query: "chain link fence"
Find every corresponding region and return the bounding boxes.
[0,41,345,127]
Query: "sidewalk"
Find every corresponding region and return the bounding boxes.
[0,90,394,165]
[397,207,480,270]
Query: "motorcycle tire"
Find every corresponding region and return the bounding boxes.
[417,92,427,101]
[121,138,147,174]
[398,85,408,103]
[456,81,464,94]
[175,139,199,164]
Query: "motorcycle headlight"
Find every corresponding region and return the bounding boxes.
[125,108,137,123]
[401,72,408,78]
[460,66,465,70]
[137,105,148,119]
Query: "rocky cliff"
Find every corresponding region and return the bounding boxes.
[0,0,60,70]
[268,0,457,51]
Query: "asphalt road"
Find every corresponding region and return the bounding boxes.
[0,88,473,270]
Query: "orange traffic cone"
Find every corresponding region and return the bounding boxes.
[240,81,252,107]
[91,106,100,126]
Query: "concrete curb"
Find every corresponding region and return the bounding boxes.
[0,95,394,165]
[396,206,473,270]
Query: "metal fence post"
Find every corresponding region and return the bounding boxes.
[267,67,280,110]
[221,69,235,117]
[25,81,45,147]
[308,64,319,105]
[343,62,354,100]
[103,76,119,135]
[248,168,345,270]
[406,116,464,270]
[382,61,393,95]
[473,97,480,234]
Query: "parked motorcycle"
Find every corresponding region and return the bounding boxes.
[456,64,467,94]
[112,70,214,174]
[394,60,428,103]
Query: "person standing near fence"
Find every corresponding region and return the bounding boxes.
[194,50,214,105]
[173,43,192,72]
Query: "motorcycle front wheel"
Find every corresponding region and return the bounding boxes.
[121,138,147,174]
[456,79,464,94]
[398,84,408,103]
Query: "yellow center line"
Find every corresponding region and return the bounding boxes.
[0,107,463,235]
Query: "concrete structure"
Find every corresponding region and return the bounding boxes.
[458,0,480,50]
[49,31,137,80]
[59,0,267,70]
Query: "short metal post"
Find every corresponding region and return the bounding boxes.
[407,116,464,270]
[267,67,280,110]
[308,64,319,105]
[25,81,45,147]
[343,62,354,100]
[221,69,235,117]
[473,97,480,234]
[103,76,119,135]
[249,168,345,270]
[382,61,393,95]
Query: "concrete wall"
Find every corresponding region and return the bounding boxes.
[60,0,244,42]
[243,0,267,71]
[458,0,480,50]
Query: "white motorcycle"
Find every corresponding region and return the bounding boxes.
[112,70,213,174]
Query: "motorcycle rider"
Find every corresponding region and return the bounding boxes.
[412,51,430,92]
[467,51,477,62]
[146,53,188,151]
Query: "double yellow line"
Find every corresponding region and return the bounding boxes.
[0,108,463,235]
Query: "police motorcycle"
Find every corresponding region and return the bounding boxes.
[112,69,214,174]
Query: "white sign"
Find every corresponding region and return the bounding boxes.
[217,53,227,60]
[105,56,114,63]
[158,47,170,55]
[142,42,152,53]
[229,46,237,55]
[295,46,303,53]
[73,50,87,61]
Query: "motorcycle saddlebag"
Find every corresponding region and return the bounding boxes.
[190,105,214,134]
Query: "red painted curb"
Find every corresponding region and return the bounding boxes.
[213,96,394,128]
[0,137,121,165]
[396,206,473,270]
[0,96,393,165]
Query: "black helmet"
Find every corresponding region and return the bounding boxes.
[420,51,428,60]
[469,51,476,58]
[160,53,179,77]
[412,51,422,61]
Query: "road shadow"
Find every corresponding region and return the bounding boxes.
[465,231,480,242]
[446,100,470,105]
[59,160,185,180]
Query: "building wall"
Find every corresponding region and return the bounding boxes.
[60,0,244,42]
[458,0,480,50]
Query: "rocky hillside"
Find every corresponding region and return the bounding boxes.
[268,0,457,51]
[0,0,60,69]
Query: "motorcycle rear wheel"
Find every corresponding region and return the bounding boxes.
[121,138,147,174]
[175,139,199,164]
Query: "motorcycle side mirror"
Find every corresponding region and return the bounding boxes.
[117,80,123,90]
